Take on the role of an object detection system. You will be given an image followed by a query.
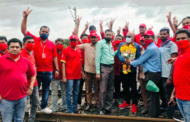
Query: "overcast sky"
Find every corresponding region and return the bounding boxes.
[0,0,189,41]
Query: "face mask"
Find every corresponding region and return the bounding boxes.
[142,45,148,49]
[70,41,77,47]
[176,40,190,51]
[143,39,153,49]
[126,37,132,43]
[40,33,49,40]
[56,44,64,50]
[112,35,115,40]
[25,43,35,51]
[82,39,89,43]
[8,52,20,59]
[115,40,122,46]
[0,43,7,51]
[105,37,112,43]
[90,31,96,34]
[183,25,190,31]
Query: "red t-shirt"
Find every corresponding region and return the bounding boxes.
[112,42,121,76]
[0,54,36,100]
[26,31,58,71]
[21,48,38,87]
[173,47,190,101]
[53,51,63,79]
[134,33,143,45]
[61,46,81,80]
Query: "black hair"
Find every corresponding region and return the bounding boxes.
[89,25,96,31]
[160,27,170,34]
[105,29,113,34]
[40,25,50,32]
[0,36,7,42]
[8,38,22,48]
[23,36,34,44]
[175,29,190,38]
[116,34,123,40]
[177,16,190,27]
[55,38,64,44]
[80,34,89,39]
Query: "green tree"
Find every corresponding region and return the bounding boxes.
[64,38,69,48]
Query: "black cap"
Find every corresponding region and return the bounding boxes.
[89,25,96,31]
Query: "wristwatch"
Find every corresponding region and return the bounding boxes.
[168,77,173,81]
[29,87,34,90]
[55,69,60,72]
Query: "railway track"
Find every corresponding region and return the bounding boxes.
[30,112,175,122]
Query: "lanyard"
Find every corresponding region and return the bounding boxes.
[40,42,47,53]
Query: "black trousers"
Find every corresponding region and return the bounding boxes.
[145,72,161,118]
[114,75,121,100]
[78,78,86,105]
[121,73,137,105]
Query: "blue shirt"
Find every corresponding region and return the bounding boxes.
[159,41,178,78]
[130,42,161,73]
[117,42,141,73]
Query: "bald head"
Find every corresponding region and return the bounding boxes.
[126,31,134,37]
[126,31,134,44]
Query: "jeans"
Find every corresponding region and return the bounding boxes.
[28,86,40,122]
[51,79,67,112]
[176,98,190,122]
[78,78,87,105]
[114,75,121,100]
[37,71,53,109]
[162,78,174,118]
[66,79,80,113]
[0,95,27,122]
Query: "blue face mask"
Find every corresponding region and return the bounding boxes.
[40,33,49,40]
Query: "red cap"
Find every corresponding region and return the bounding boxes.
[122,27,126,31]
[69,35,79,40]
[144,30,155,36]
[139,23,146,28]
[90,33,98,38]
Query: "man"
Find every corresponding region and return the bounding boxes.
[77,33,99,111]
[21,36,39,122]
[78,34,88,110]
[61,35,82,113]
[134,23,146,45]
[21,7,59,114]
[0,38,36,122]
[0,36,8,57]
[96,29,116,115]
[117,31,141,113]
[51,38,67,112]
[159,27,178,119]
[169,29,190,122]
[113,35,123,106]
[126,30,161,117]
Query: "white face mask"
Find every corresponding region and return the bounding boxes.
[126,37,132,43]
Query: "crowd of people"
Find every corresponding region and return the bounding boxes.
[0,7,190,122]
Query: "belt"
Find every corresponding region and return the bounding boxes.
[100,63,114,67]
[145,71,161,75]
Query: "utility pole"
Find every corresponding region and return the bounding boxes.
[73,7,77,27]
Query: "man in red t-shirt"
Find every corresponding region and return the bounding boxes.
[61,35,82,113]
[134,23,147,45]
[169,29,190,122]
[21,7,59,114]
[21,36,39,122]
[51,38,67,112]
[0,38,36,122]
[112,34,123,106]
[0,36,8,57]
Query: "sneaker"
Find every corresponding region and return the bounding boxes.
[41,108,52,114]
[173,110,185,122]
[131,104,137,113]
[100,110,105,115]
[119,101,131,109]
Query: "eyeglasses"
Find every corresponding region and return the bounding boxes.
[125,36,131,38]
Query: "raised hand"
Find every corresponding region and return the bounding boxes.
[166,12,171,22]
[99,20,103,28]
[23,7,32,18]
[76,16,82,25]
[109,18,115,26]
[117,26,121,35]
[125,22,129,30]
[173,16,178,27]
[85,21,90,29]
[148,26,153,30]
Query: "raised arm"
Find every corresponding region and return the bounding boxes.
[166,12,176,34]
[73,16,82,37]
[21,7,32,36]
[117,27,121,35]
[99,20,104,39]
[80,21,90,38]
[109,18,115,31]
[123,22,129,37]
